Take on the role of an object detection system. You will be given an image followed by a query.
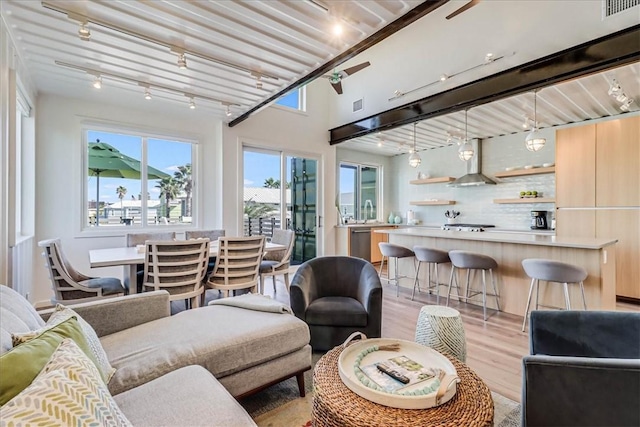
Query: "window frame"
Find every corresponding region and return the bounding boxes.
[80,122,200,233]
[338,161,382,222]
[273,86,307,113]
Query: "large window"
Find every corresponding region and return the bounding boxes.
[339,162,380,222]
[85,129,196,229]
[275,87,306,111]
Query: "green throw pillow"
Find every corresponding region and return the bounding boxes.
[0,316,98,406]
[12,304,117,383]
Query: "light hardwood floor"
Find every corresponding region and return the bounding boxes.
[261,265,640,403]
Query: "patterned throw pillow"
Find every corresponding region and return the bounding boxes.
[0,339,132,427]
[12,304,116,383]
[0,316,96,406]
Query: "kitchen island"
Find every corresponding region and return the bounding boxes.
[375,228,618,317]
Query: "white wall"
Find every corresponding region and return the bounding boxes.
[387,128,556,229]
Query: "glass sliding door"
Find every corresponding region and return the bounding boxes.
[243,146,320,263]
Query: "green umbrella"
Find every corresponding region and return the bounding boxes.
[88,140,170,225]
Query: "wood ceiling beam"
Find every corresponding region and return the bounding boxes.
[329,24,640,144]
[228,0,450,127]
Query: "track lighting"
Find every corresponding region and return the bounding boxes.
[608,79,621,96]
[522,117,530,129]
[525,90,546,152]
[144,88,152,100]
[408,123,421,168]
[225,105,232,117]
[620,99,634,111]
[188,97,196,109]
[607,78,635,111]
[254,74,263,89]
[458,110,474,161]
[439,74,449,82]
[78,22,91,41]
[484,53,495,63]
[177,53,187,69]
[92,75,102,89]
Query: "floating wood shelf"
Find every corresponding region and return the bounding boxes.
[493,198,555,204]
[410,200,456,206]
[494,166,555,178]
[409,176,456,185]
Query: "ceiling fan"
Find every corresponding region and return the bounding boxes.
[323,61,370,95]
[446,0,481,20]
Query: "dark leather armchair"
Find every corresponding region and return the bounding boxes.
[522,310,640,427]
[290,256,382,351]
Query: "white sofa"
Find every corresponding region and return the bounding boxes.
[0,286,312,426]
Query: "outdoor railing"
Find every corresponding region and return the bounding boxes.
[244,217,291,238]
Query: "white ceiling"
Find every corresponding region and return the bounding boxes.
[2,0,638,146]
[1,0,423,119]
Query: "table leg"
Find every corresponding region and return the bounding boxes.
[126,265,138,294]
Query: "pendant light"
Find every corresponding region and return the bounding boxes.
[458,110,474,161]
[525,90,546,152]
[408,122,421,168]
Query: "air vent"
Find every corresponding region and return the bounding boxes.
[603,0,639,17]
[353,98,364,113]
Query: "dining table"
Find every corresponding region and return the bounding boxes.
[89,240,286,294]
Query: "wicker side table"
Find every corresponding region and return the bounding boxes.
[415,305,467,362]
[312,345,493,427]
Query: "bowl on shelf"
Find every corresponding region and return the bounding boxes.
[524,165,536,170]
[505,166,516,171]
[542,162,555,167]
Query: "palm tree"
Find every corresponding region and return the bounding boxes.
[263,177,281,189]
[244,198,276,218]
[173,164,192,216]
[156,177,180,218]
[116,185,127,215]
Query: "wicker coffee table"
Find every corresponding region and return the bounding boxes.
[312,344,493,427]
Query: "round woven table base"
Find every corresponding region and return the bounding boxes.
[312,345,494,427]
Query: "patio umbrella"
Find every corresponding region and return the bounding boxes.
[88,140,170,225]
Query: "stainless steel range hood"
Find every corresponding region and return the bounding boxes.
[449,139,496,187]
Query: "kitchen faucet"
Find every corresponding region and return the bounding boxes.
[364,199,373,223]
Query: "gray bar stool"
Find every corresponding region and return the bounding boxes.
[412,247,450,303]
[447,250,501,321]
[521,258,588,331]
[378,242,415,297]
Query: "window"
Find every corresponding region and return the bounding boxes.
[85,129,196,229]
[275,87,306,111]
[338,162,380,222]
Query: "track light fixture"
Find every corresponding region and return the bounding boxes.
[188,97,196,109]
[57,61,239,113]
[253,73,263,90]
[42,2,279,81]
[222,102,232,117]
[92,75,102,89]
[608,78,635,111]
[408,123,421,168]
[525,90,546,152]
[177,53,187,70]
[458,110,474,162]
[78,22,91,41]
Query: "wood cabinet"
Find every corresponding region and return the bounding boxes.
[596,116,640,207]
[556,116,640,299]
[370,227,390,263]
[596,210,639,299]
[556,124,596,207]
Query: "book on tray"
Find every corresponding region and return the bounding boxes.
[360,355,441,393]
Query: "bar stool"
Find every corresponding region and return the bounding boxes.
[378,242,415,297]
[521,258,588,332]
[412,247,450,303]
[447,250,501,321]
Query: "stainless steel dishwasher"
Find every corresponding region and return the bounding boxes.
[349,227,371,262]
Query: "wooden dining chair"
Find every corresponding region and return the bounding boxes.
[206,236,266,299]
[185,230,225,276]
[126,232,176,293]
[38,238,125,304]
[259,229,295,294]
[141,239,210,309]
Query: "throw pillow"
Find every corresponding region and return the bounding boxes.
[0,339,132,426]
[12,304,116,383]
[0,316,97,406]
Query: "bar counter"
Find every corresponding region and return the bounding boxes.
[374,228,618,317]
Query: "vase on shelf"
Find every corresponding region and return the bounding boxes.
[394,215,402,224]
[388,212,395,224]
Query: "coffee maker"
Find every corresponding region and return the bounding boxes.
[531,210,548,230]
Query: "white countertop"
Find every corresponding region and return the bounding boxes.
[375,227,617,250]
